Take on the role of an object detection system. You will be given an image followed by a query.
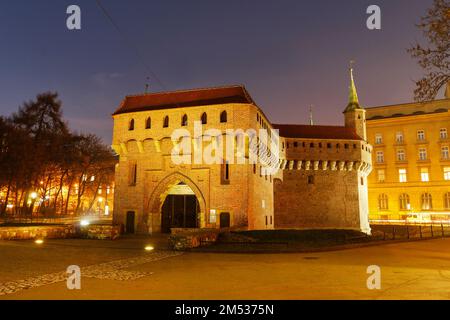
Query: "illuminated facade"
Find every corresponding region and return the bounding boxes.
[111,71,372,234]
[366,89,450,222]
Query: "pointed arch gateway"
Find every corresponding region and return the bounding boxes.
[146,172,207,233]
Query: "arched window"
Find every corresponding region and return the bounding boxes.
[201,112,207,125]
[181,114,188,126]
[421,193,432,210]
[163,116,169,128]
[220,111,227,123]
[378,194,388,210]
[399,194,410,210]
[145,117,151,129]
[445,193,450,209]
[128,119,135,131]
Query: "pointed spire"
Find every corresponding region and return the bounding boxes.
[309,105,314,126]
[344,61,362,113]
[144,77,150,94]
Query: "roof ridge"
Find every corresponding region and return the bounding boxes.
[124,84,246,99]
[273,123,346,128]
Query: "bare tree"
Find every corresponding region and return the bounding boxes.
[408,0,450,101]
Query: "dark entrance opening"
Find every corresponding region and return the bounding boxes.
[220,212,231,228]
[161,195,200,233]
[125,211,135,234]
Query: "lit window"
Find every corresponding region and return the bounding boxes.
[399,194,410,210]
[376,151,384,163]
[420,168,429,182]
[378,194,388,210]
[377,169,385,183]
[442,146,449,160]
[399,169,407,183]
[421,193,432,210]
[417,130,425,141]
[397,149,406,161]
[396,132,404,143]
[440,128,448,139]
[445,193,450,210]
[444,167,450,180]
[375,134,383,144]
[419,148,427,161]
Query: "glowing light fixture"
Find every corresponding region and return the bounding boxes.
[80,219,90,226]
[30,192,38,199]
[144,245,154,251]
[35,239,44,245]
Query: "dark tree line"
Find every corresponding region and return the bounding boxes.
[0,92,116,218]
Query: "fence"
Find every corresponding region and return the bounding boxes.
[371,224,450,240]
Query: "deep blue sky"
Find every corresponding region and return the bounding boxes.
[0,0,438,143]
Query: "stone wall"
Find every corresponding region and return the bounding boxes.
[0,225,76,240]
[84,224,121,240]
[274,170,363,230]
[168,229,220,250]
[0,224,121,240]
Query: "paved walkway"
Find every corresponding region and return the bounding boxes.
[1,237,450,299]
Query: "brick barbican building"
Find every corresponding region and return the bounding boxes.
[111,70,373,235]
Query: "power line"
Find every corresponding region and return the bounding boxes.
[95,0,167,92]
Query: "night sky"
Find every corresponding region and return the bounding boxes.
[0,0,439,143]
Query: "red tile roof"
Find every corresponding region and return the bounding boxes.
[113,85,254,115]
[272,124,362,140]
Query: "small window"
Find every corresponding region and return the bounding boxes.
[378,194,389,210]
[327,143,332,149]
[220,111,227,123]
[181,114,188,126]
[360,177,364,186]
[307,175,314,184]
[145,117,151,129]
[399,168,407,183]
[128,119,135,131]
[377,169,385,183]
[419,148,427,161]
[221,161,230,184]
[444,167,450,180]
[399,194,410,210]
[421,193,432,210]
[420,168,429,182]
[294,142,298,148]
[442,146,449,160]
[376,151,384,163]
[397,149,406,161]
[417,130,425,141]
[396,132,404,143]
[445,193,450,210]
[310,143,314,148]
[201,112,207,125]
[163,116,169,128]
[440,128,448,139]
[375,134,383,144]
[128,162,137,186]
